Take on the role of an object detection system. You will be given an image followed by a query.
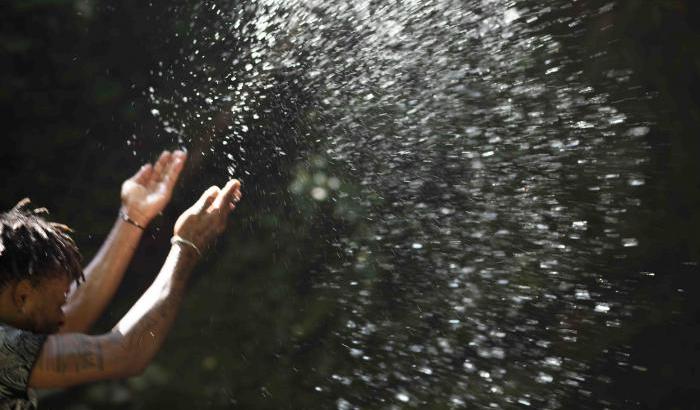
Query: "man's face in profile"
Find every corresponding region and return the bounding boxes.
[22,274,72,334]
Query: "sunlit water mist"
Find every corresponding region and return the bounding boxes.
[148,0,652,408]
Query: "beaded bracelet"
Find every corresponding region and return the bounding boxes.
[119,210,146,230]
[171,235,202,257]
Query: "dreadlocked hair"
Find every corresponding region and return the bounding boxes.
[0,198,84,289]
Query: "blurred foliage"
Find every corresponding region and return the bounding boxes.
[1,0,700,409]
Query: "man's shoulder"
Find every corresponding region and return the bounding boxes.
[0,324,46,360]
[0,323,26,339]
[0,323,46,407]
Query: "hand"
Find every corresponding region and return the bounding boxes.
[173,179,243,253]
[121,150,187,227]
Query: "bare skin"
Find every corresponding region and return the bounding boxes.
[0,151,187,336]
[61,150,186,333]
[28,179,242,388]
[0,149,242,389]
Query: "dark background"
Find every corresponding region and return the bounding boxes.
[1,0,699,408]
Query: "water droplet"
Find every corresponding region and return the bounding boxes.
[503,8,520,24]
[574,121,594,129]
[336,398,351,410]
[595,303,611,313]
[575,290,591,300]
[622,238,638,247]
[396,392,410,403]
[536,372,553,383]
[626,126,650,136]
[572,221,588,230]
[418,367,433,375]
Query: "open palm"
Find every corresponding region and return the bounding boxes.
[121,150,187,226]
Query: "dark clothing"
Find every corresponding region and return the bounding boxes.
[0,324,46,409]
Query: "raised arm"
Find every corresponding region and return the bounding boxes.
[29,179,242,388]
[61,150,186,334]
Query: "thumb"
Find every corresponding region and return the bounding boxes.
[193,186,220,212]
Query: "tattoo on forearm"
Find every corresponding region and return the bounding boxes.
[41,335,104,373]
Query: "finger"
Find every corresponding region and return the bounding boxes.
[131,164,153,185]
[193,186,220,213]
[162,151,187,191]
[212,179,241,210]
[228,188,243,208]
[162,150,186,176]
[172,149,187,163]
[152,151,171,181]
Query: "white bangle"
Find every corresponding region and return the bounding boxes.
[119,209,146,230]
[170,235,202,257]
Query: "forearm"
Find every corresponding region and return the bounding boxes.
[29,246,198,389]
[112,245,198,371]
[61,208,144,333]
[29,176,238,389]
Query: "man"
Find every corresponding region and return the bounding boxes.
[0,150,242,408]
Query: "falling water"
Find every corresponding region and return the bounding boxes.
[148,0,652,408]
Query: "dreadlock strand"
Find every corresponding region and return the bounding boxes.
[12,198,31,211]
[33,207,49,215]
[0,199,84,288]
[50,222,74,234]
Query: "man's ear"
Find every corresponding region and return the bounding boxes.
[11,279,34,313]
